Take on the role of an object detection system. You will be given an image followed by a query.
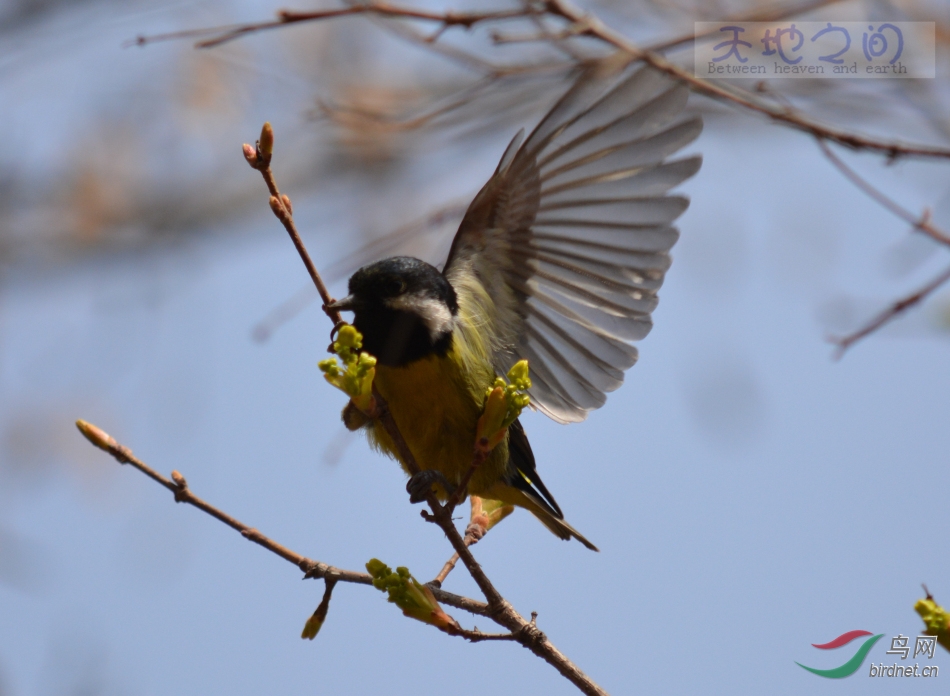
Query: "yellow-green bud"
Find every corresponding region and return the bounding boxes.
[301,613,324,640]
[336,325,362,351]
[365,558,458,631]
[475,361,531,452]
[507,359,531,390]
[319,324,377,413]
[916,597,950,652]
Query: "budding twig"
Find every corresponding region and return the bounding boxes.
[432,498,492,586]
[75,420,490,616]
[301,578,338,640]
[240,123,605,695]
[243,123,342,326]
[816,139,950,356]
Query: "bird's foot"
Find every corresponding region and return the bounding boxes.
[406,470,455,504]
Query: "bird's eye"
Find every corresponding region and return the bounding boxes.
[395,280,407,294]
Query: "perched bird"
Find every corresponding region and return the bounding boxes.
[329,59,702,551]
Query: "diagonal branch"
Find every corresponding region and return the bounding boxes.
[73,419,490,617]
[543,0,950,161]
[817,139,950,247]
[829,264,950,358]
[815,139,950,355]
[132,0,950,162]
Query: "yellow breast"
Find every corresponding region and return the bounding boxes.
[367,337,508,498]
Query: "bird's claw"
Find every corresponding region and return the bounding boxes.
[406,470,454,504]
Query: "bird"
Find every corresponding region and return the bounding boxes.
[328,58,702,551]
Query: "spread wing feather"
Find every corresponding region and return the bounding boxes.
[443,62,702,423]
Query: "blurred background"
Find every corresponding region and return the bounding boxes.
[1,0,949,694]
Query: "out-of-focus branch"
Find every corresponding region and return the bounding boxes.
[543,0,950,161]
[130,2,543,49]
[645,0,851,54]
[817,140,950,247]
[132,1,950,161]
[829,264,950,357]
[815,139,950,355]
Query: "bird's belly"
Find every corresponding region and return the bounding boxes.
[368,354,506,496]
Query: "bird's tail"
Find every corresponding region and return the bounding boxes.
[482,483,599,551]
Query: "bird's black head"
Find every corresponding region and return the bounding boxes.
[329,256,458,367]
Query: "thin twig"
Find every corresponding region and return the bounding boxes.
[448,626,519,642]
[129,3,541,49]
[543,0,950,161]
[243,127,342,325]
[75,392,604,691]
[73,420,490,617]
[815,139,950,355]
[433,508,489,586]
[139,1,950,161]
[645,0,850,54]
[817,139,950,247]
[828,264,950,357]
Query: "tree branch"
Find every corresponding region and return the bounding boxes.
[815,139,950,355]
[133,1,950,162]
[73,419,490,617]
[129,3,541,49]
[75,407,606,692]
[828,264,950,358]
[817,139,950,247]
[543,0,950,161]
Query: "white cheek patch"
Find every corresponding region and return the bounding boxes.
[385,294,455,341]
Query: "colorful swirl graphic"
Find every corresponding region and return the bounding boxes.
[796,631,884,678]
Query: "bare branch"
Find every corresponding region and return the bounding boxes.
[130,2,542,49]
[73,419,489,617]
[243,128,343,326]
[646,0,851,54]
[543,0,950,161]
[814,139,950,355]
[828,265,950,358]
[132,0,950,161]
[817,140,950,247]
[75,408,606,692]
[433,505,490,586]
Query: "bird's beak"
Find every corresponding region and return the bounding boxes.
[327,294,358,312]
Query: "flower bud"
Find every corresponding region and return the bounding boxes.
[259,122,274,157]
[75,420,117,452]
[365,558,459,631]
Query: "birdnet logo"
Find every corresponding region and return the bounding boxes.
[796,630,940,678]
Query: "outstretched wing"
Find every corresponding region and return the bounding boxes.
[442,60,702,423]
